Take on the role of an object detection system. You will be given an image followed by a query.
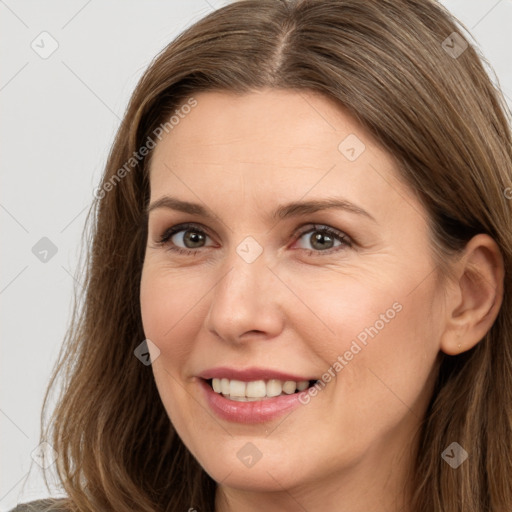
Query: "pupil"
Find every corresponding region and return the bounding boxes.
[184,231,204,248]
[311,232,333,250]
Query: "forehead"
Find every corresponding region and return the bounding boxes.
[148,89,422,226]
[152,88,368,165]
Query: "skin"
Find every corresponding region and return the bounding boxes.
[139,88,503,512]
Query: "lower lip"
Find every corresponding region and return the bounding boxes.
[199,378,305,424]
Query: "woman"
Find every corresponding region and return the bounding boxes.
[12,0,512,511]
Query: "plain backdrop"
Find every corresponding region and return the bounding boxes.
[1,0,511,509]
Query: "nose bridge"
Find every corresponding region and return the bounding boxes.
[205,236,283,341]
[217,233,268,298]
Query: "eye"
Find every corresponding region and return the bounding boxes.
[155,222,352,257]
[157,223,214,255]
[293,224,352,255]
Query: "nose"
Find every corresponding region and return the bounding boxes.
[204,243,286,345]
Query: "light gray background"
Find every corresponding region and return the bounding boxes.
[1,0,511,509]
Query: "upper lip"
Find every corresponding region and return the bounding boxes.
[197,366,318,382]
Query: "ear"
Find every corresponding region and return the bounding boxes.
[440,234,504,356]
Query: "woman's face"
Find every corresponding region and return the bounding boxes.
[140,89,447,501]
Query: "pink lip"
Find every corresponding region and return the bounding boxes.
[197,366,317,382]
[198,378,307,424]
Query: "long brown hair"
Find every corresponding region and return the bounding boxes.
[37,1,512,510]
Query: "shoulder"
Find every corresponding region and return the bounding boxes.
[8,498,70,512]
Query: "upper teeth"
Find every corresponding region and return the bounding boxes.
[211,378,310,400]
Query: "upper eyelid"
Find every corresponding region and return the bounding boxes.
[159,222,215,242]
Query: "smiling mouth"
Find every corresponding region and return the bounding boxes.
[205,378,319,401]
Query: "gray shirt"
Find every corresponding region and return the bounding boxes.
[9,499,68,511]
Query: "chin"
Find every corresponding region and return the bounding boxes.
[204,457,303,491]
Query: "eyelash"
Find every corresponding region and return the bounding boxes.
[156,222,353,257]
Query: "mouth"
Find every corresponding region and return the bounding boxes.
[204,377,320,402]
[199,376,320,423]
[197,367,323,422]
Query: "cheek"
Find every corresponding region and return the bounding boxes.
[139,266,203,432]
[302,266,441,415]
[283,266,402,363]
[337,280,441,423]
[139,265,201,362]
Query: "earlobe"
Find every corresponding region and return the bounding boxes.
[440,234,504,356]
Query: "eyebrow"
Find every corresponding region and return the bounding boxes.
[146,195,376,223]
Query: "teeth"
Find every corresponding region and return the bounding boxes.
[221,378,230,395]
[246,380,267,398]
[297,380,309,391]
[210,377,312,400]
[282,380,297,394]
[229,380,246,397]
[212,378,222,393]
[267,379,282,397]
